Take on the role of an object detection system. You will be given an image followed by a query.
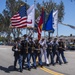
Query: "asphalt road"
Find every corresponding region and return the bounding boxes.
[0,45,75,75]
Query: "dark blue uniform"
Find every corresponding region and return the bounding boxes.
[52,38,62,65]
[12,43,20,69]
[21,40,28,69]
[12,40,23,72]
[57,39,68,64]
[28,40,36,69]
[35,40,43,67]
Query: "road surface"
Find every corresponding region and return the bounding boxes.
[0,45,75,75]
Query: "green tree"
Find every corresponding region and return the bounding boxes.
[0,0,65,40]
[0,0,30,40]
[0,14,4,32]
[36,0,64,23]
[6,0,29,38]
[0,10,11,42]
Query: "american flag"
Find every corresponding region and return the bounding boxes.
[11,5,27,28]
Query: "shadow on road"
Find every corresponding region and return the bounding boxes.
[0,65,18,73]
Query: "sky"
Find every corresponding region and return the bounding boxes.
[0,0,75,37]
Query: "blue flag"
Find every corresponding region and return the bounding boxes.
[19,5,27,18]
[43,10,54,32]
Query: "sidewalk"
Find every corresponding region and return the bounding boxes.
[0,45,12,48]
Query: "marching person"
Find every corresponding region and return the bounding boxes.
[21,34,28,69]
[57,39,68,64]
[40,38,49,65]
[52,38,62,65]
[29,37,37,69]
[46,38,55,66]
[12,38,23,72]
[35,39,43,67]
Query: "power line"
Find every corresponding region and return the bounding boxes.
[59,22,75,29]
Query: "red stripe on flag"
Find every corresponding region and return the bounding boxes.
[16,25,27,28]
[11,13,27,28]
[10,5,27,28]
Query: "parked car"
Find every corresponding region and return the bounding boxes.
[68,42,75,50]
[0,41,4,45]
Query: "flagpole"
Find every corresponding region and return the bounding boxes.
[44,31,45,38]
[33,0,36,38]
[53,0,58,38]
[43,0,46,38]
[52,0,54,38]
[43,0,45,38]
[48,0,52,38]
[25,0,28,35]
[57,17,58,38]
[54,0,58,38]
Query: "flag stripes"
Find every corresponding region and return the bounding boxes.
[38,8,44,41]
[10,5,27,28]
